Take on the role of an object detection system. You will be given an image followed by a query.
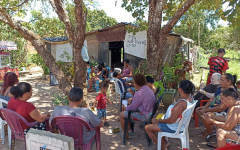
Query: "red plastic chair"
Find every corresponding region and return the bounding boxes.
[215,144,240,150]
[0,108,39,148]
[51,116,101,150]
[195,99,209,127]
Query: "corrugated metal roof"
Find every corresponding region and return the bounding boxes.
[0,41,17,50]
[43,36,68,43]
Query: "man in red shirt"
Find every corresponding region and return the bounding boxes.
[207,48,229,85]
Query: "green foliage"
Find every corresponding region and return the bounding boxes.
[66,4,118,32]
[222,0,240,26]
[225,50,240,77]
[162,54,185,89]
[194,47,209,70]
[56,61,74,80]
[0,23,28,68]
[30,10,65,37]
[31,54,49,75]
[133,60,148,75]
[52,92,69,106]
[89,60,98,67]
[154,80,165,98]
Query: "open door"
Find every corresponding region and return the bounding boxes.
[109,41,124,68]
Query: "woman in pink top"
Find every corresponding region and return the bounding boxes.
[122,59,133,80]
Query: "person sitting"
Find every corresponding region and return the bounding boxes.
[96,64,103,79]
[194,73,221,107]
[204,88,239,148]
[0,72,18,98]
[102,65,109,80]
[145,80,195,150]
[49,87,103,144]
[113,71,133,97]
[122,59,133,81]
[236,80,240,97]
[119,74,155,139]
[196,73,235,138]
[7,82,49,133]
[88,66,97,92]
[145,75,157,94]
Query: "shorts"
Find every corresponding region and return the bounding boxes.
[158,123,176,133]
[214,112,227,116]
[97,109,106,119]
[124,111,150,122]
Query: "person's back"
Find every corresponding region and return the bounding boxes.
[207,48,228,85]
[7,97,36,129]
[49,87,102,144]
[127,85,155,115]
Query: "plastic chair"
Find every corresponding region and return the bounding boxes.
[0,98,11,146]
[51,116,101,150]
[157,101,197,150]
[215,144,240,150]
[112,77,130,108]
[194,99,209,127]
[0,108,39,149]
[123,92,165,145]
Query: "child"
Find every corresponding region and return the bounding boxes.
[88,66,96,92]
[94,82,112,126]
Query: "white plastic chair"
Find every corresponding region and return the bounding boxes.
[157,101,197,150]
[0,98,11,148]
[113,77,126,106]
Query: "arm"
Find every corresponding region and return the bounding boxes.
[204,102,228,113]
[30,109,48,122]
[127,66,133,77]
[93,99,98,108]
[211,107,238,130]
[158,101,187,124]
[126,92,142,111]
[199,89,214,99]
[204,97,215,108]
[97,121,104,127]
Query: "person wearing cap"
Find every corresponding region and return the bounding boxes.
[122,59,133,81]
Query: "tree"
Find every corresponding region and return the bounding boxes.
[121,0,225,79]
[0,0,87,95]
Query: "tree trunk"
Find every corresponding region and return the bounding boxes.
[147,0,195,80]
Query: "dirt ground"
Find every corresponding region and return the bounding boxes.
[0,68,215,150]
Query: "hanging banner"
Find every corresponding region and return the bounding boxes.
[124,30,147,59]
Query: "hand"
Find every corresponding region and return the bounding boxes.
[198,109,206,115]
[151,118,159,124]
[108,101,112,104]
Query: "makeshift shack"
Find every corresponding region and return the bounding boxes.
[44,23,194,69]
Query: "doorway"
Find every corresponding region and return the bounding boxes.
[109,41,124,68]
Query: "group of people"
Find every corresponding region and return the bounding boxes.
[0,47,240,149]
